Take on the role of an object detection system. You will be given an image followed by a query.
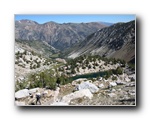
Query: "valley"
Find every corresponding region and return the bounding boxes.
[15,20,106,50]
[15,19,135,106]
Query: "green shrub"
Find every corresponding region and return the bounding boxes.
[112,67,123,75]
[104,62,107,66]
[82,66,86,69]
[15,80,28,92]
[71,69,76,74]
[103,75,109,80]
[112,76,117,80]
[95,62,99,66]
[33,65,37,69]
[23,50,27,55]
[85,59,89,65]
[88,64,91,69]
[128,63,135,71]
[37,62,40,68]
[116,67,123,75]
[26,60,30,64]
[15,61,19,64]
[77,67,79,72]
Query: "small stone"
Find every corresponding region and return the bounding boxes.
[118,88,122,91]
[98,77,103,81]
[98,83,104,88]
[112,89,116,92]
[125,77,131,82]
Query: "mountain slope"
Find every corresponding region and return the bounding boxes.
[15,40,60,58]
[15,20,106,50]
[68,20,135,62]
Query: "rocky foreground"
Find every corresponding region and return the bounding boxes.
[15,73,135,106]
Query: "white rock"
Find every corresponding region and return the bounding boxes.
[61,89,93,104]
[15,89,29,99]
[112,89,116,92]
[129,92,135,96]
[109,82,117,87]
[99,77,103,81]
[77,81,99,93]
[116,80,126,85]
[118,88,122,91]
[98,83,104,88]
[125,77,131,82]
[28,88,39,94]
[55,58,67,64]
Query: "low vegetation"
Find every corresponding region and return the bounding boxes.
[15,50,53,69]
[15,55,130,92]
[16,39,60,58]
[58,55,126,75]
[15,68,71,92]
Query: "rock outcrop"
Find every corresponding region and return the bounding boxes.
[15,89,29,99]
[61,89,93,104]
[76,81,99,93]
[15,73,135,106]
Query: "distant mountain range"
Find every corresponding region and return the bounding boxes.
[15,19,135,62]
[15,20,106,50]
[68,20,135,62]
[99,22,114,26]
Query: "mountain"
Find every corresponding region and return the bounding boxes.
[15,39,60,58]
[99,22,114,26]
[15,20,107,50]
[68,20,135,62]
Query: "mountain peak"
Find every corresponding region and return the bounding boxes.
[15,20,106,50]
[16,19,39,25]
[43,21,58,25]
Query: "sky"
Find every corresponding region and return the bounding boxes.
[15,14,135,24]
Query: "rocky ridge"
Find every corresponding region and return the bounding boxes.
[68,20,135,62]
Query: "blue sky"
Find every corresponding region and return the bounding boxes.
[15,14,135,24]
